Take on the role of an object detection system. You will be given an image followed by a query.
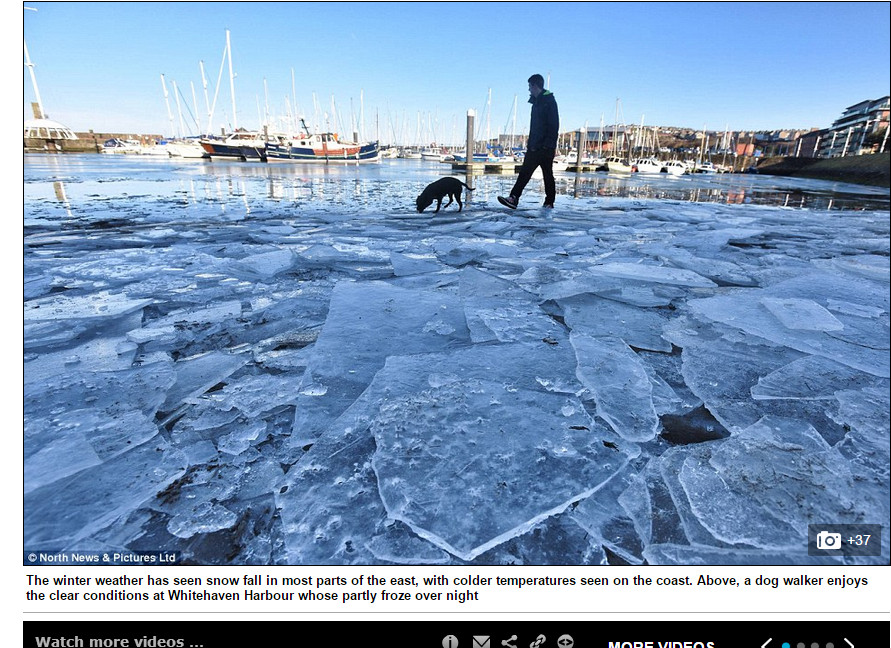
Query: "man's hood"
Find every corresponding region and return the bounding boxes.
[529,90,554,104]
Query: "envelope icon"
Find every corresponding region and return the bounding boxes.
[473,637,491,648]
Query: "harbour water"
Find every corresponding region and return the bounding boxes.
[23,154,890,565]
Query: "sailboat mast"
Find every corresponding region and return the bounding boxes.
[208,43,227,135]
[190,81,200,135]
[199,60,211,134]
[263,78,270,129]
[613,99,619,159]
[160,74,175,137]
[486,88,491,150]
[226,29,237,131]
[172,80,186,137]
[291,69,298,133]
[698,124,706,168]
[24,39,47,119]
[510,94,517,153]
[598,113,604,158]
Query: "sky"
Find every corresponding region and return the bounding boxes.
[20,1,891,143]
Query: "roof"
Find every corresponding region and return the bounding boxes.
[24,118,78,140]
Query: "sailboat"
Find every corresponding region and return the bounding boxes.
[199,30,271,161]
[157,75,206,158]
[630,117,665,173]
[605,99,633,173]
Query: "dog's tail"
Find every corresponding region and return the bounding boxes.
[461,182,475,191]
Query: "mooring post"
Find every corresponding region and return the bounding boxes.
[465,109,475,188]
[574,127,584,198]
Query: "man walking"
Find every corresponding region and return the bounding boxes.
[498,74,559,209]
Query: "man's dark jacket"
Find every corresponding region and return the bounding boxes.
[527,90,559,152]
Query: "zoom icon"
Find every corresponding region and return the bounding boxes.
[816,530,842,550]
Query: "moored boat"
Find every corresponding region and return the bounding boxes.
[265,131,380,163]
[605,155,634,173]
[663,159,689,176]
[101,138,144,154]
[420,146,448,161]
[632,157,665,174]
[692,161,720,174]
[166,139,209,158]
[200,130,269,161]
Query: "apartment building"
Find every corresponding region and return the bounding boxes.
[816,96,889,158]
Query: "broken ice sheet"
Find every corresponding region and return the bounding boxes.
[204,373,303,419]
[643,543,842,566]
[688,271,889,378]
[675,416,885,553]
[751,355,886,401]
[160,350,251,415]
[24,438,187,550]
[571,463,648,565]
[560,293,674,352]
[389,251,447,277]
[459,266,566,343]
[761,297,844,331]
[24,289,149,350]
[365,522,452,565]
[361,342,637,561]
[589,262,718,289]
[666,317,851,441]
[570,332,660,442]
[290,280,470,443]
[25,409,159,494]
[371,379,630,561]
[278,340,617,564]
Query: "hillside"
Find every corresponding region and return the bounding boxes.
[755,152,890,188]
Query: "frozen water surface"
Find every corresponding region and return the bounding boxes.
[23,154,889,565]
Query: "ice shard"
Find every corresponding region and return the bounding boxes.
[570,332,660,442]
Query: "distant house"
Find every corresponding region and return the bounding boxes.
[817,96,889,158]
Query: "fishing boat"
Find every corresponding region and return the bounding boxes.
[265,128,380,163]
[200,130,270,161]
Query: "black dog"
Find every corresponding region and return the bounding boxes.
[416,177,474,213]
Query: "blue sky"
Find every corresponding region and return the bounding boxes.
[22,2,891,143]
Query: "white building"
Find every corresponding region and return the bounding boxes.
[817,96,889,158]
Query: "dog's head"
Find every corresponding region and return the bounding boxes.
[416,194,433,213]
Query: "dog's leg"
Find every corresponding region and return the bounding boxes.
[456,192,463,212]
[443,194,454,210]
[434,198,442,213]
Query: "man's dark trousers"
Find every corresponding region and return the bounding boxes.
[509,148,556,206]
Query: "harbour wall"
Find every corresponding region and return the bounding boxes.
[24,131,164,154]
[755,152,889,188]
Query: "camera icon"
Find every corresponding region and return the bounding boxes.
[816,530,842,550]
